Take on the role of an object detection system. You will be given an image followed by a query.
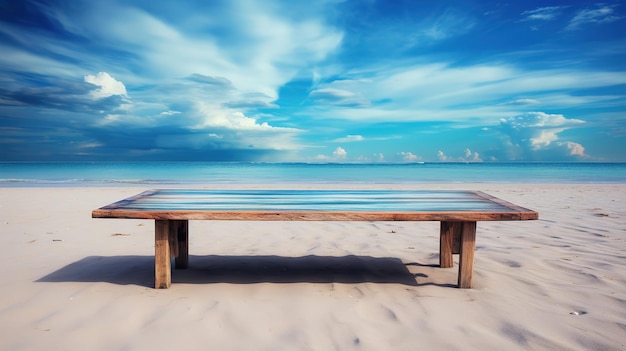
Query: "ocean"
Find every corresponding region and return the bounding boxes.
[1,162,625,187]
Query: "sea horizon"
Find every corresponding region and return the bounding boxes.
[2,161,625,187]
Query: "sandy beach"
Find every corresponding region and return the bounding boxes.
[0,184,624,350]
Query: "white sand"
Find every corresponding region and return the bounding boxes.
[0,184,624,350]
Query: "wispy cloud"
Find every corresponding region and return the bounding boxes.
[504,98,541,106]
[306,62,626,125]
[334,135,364,142]
[521,6,564,21]
[0,0,343,160]
[420,10,476,41]
[566,4,623,30]
[309,88,370,107]
[1,1,624,162]
[0,74,127,113]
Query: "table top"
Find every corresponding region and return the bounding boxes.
[92,189,538,221]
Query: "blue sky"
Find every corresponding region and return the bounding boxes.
[1,0,625,162]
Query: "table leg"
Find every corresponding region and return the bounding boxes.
[175,220,189,269]
[440,221,454,268]
[458,221,477,289]
[155,220,172,289]
[440,221,462,268]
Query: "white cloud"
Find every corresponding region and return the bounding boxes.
[400,151,421,162]
[308,62,626,125]
[85,2,341,153]
[195,105,264,130]
[93,76,305,152]
[74,2,344,96]
[521,7,563,21]
[500,111,584,129]
[160,110,181,116]
[556,141,588,158]
[437,150,447,161]
[314,146,349,162]
[530,130,559,149]
[463,148,482,162]
[499,112,588,159]
[77,142,103,149]
[3,1,623,161]
[24,1,342,156]
[334,135,364,142]
[504,98,540,105]
[333,146,347,159]
[435,148,481,162]
[84,72,127,98]
[566,5,623,30]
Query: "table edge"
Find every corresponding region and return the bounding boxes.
[92,189,539,221]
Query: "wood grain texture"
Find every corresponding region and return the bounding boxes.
[458,221,477,289]
[92,190,538,221]
[439,221,455,268]
[95,190,537,290]
[155,220,171,289]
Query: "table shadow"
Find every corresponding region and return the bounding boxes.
[37,254,454,288]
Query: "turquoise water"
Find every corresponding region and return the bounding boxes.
[1,162,625,186]
[105,190,516,212]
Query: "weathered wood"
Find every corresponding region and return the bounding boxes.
[155,220,171,289]
[439,221,454,268]
[458,221,477,289]
[473,191,537,214]
[92,190,538,289]
[93,210,536,221]
[92,190,539,221]
[175,220,189,269]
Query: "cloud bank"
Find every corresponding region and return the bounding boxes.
[498,112,589,160]
[0,0,624,161]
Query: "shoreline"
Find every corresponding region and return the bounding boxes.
[3,162,626,186]
[1,184,625,350]
[2,181,626,189]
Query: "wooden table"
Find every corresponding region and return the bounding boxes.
[92,190,538,289]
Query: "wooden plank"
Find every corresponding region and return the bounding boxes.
[175,220,189,269]
[93,190,539,289]
[92,189,539,222]
[473,191,538,219]
[92,209,535,221]
[439,221,454,268]
[155,220,171,289]
[458,221,477,289]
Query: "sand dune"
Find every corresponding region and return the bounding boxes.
[0,184,624,350]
